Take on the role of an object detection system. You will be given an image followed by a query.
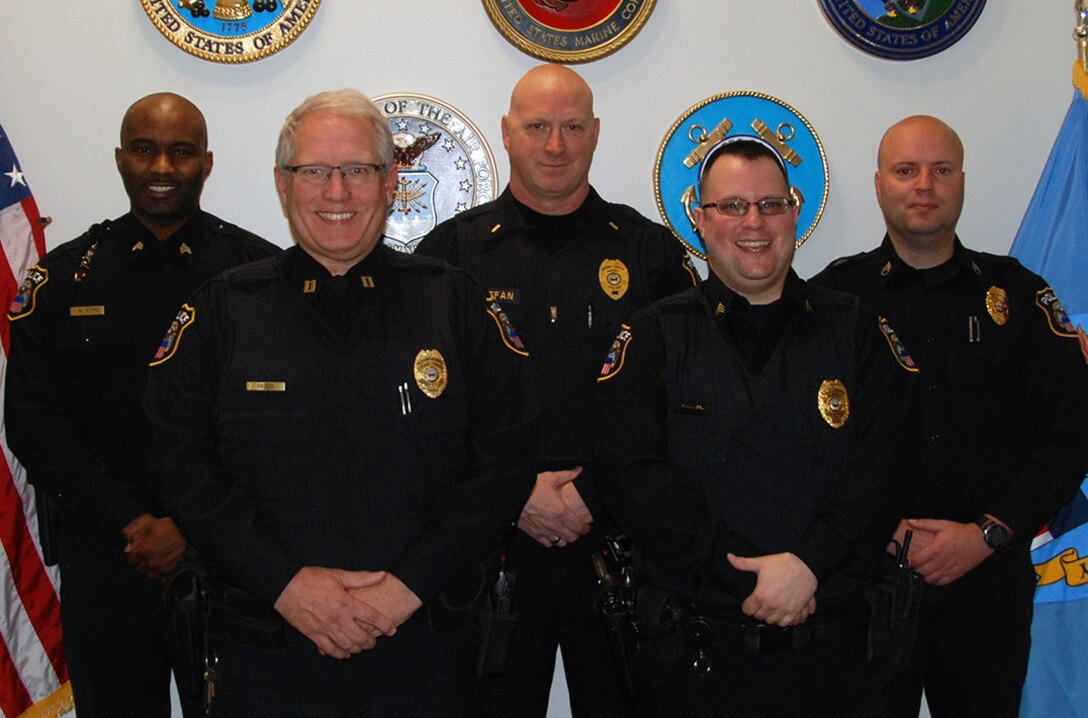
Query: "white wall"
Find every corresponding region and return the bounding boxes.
[4,4,1070,717]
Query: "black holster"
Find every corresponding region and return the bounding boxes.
[164,560,209,705]
[865,552,924,684]
[593,535,643,702]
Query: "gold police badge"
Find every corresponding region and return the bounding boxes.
[817,379,849,429]
[598,259,630,300]
[414,349,448,399]
[986,286,1009,326]
[140,0,321,64]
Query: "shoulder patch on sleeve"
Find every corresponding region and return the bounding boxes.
[1035,287,1077,337]
[8,265,48,320]
[487,301,528,356]
[877,316,919,373]
[598,325,633,382]
[150,304,196,366]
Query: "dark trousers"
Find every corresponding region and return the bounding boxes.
[211,611,479,717]
[58,518,202,718]
[633,618,883,718]
[482,528,632,718]
[884,553,1034,718]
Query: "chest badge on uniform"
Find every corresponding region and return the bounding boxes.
[150,304,195,366]
[8,266,47,320]
[1035,287,1077,337]
[817,379,850,429]
[986,285,1009,326]
[414,349,447,399]
[598,259,630,300]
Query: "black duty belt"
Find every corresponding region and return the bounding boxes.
[677,602,867,655]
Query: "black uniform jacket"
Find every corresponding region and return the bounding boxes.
[812,236,1088,548]
[595,271,917,608]
[5,211,278,542]
[144,245,539,608]
[417,186,697,514]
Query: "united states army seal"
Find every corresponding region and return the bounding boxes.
[482,0,656,63]
[818,0,986,61]
[375,94,498,254]
[654,92,829,259]
[140,0,320,64]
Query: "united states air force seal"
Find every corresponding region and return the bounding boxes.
[140,0,320,64]
[375,94,498,254]
[818,0,986,60]
[654,92,829,260]
[482,0,656,63]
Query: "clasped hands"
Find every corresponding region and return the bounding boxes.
[273,566,422,658]
[517,467,593,548]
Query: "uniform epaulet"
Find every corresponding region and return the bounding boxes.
[209,218,240,238]
[828,250,871,269]
[386,248,450,276]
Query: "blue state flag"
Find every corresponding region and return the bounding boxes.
[1011,63,1088,718]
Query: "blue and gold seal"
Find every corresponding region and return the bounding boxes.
[481,0,656,64]
[818,0,986,61]
[140,0,320,64]
[654,92,829,259]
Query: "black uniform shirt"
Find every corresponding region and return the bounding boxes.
[417,187,698,514]
[595,270,917,605]
[144,245,539,607]
[812,236,1088,546]
[5,211,278,541]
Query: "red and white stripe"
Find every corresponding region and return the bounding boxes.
[0,189,70,716]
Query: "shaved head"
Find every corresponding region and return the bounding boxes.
[502,64,599,215]
[874,115,965,267]
[121,93,208,151]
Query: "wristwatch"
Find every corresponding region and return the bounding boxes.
[975,516,1010,551]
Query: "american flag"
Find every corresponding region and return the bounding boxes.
[0,122,70,717]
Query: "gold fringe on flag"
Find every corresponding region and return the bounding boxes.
[18,681,74,718]
[1075,61,1088,102]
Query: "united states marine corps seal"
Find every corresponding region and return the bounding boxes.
[413,349,448,399]
[375,94,498,253]
[655,92,829,259]
[818,0,986,61]
[482,0,656,63]
[140,0,320,64]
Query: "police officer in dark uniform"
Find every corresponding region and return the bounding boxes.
[595,136,917,717]
[4,92,278,717]
[811,115,1088,718]
[416,64,698,717]
[143,89,538,716]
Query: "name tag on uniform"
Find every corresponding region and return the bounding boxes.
[675,403,706,415]
[69,305,105,316]
[246,381,286,392]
